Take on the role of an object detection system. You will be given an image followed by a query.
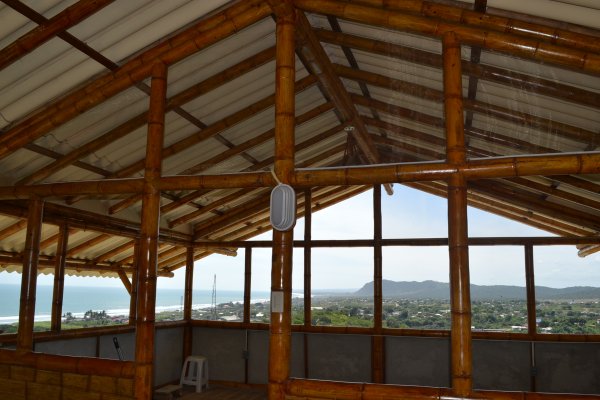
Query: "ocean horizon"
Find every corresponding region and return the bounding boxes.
[0,284,277,324]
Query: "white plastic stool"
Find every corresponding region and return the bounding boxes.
[180,356,209,393]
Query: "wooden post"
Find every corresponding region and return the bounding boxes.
[134,62,167,400]
[444,32,473,397]
[372,184,384,383]
[303,189,312,379]
[244,247,252,324]
[182,246,194,361]
[268,4,296,399]
[50,223,68,332]
[17,198,44,352]
[129,239,139,326]
[525,244,538,391]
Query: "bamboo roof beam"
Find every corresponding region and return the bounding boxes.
[550,176,600,195]
[93,240,135,263]
[0,0,271,160]
[0,219,27,241]
[66,233,112,258]
[409,181,593,237]
[317,29,600,109]
[118,269,132,295]
[473,180,600,232]
[117,243,171,267]
[105,74,318,214]
[351,0,600,55]
[0,0,115,70]
[50,223,68,332]
[0,201,192,246]
[17,46,277,186]
[294,0,600,75]
[578,245,600,258]
[291,10,393,195]
[336,64,599,146]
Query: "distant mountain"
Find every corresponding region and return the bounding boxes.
[354,280,600,300]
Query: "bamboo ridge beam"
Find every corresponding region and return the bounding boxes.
[294,0,600,75]
[0,0,271,161]
[0,0,114,70]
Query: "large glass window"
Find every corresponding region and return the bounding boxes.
[311,247,373,328]
[470,246,527,333]
[382,246,450,330]
[534,246,600,334]
[192,251,245,322]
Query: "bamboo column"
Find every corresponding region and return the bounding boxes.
[443,32,473,397]
[268,4,296,399]
[525,244,537,392]
[17,198,44,352]
[134,62,167,400]
[244,247,252,324]
[183,246,194,361]
[50,223,68,332]
[303,189,312,379]
[372,184,384,383]
[129,240,140,326]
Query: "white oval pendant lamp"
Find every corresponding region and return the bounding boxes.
[270,184,296,231]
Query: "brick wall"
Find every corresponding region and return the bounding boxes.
[0,349,135,400]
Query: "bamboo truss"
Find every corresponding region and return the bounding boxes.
[1,1,600,400]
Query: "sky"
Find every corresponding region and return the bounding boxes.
[1,184,599,291]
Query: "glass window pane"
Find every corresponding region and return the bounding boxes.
[470,246,527,333]
[311,247,373,328]
[534,246,600,334]
[382,246,450,330]
[192,251,245,322]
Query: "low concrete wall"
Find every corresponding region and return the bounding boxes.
[386,336,450,387]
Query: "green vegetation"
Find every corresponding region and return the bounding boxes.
[2,297,599,336]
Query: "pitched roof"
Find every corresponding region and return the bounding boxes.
[0,0,599,279]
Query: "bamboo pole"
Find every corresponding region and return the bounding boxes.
[243,247,252,324]
[443,32,472,397]
[118,270,133,295]
[294,0,600,75]
[0,0,271,160]
[268,3,296,398]
[303,189,312,328]
[372,184,384,383]
[0,219,27,241]
[50,223,68,332]
[134,62,167,400]
[182,246,194,362]
[525,244,537,393]
[0,0,114,70]
[129,240,139,326]
[17,198,44,352]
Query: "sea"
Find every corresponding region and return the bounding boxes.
[0,284,273,325]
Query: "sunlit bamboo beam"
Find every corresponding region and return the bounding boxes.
[578,244,600,257]
[293,10,393,195]
[134,62,167,399]
[294,0,600,75]
[506,177,600,212]
[550,176,600,195]
[17,46,277,186]
[316,29,600,109]
[0,0,271,160]
[0,0,114,70]
[50,223,68,332]
[17,198,44,352]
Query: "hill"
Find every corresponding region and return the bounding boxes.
[354,280,600,300]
